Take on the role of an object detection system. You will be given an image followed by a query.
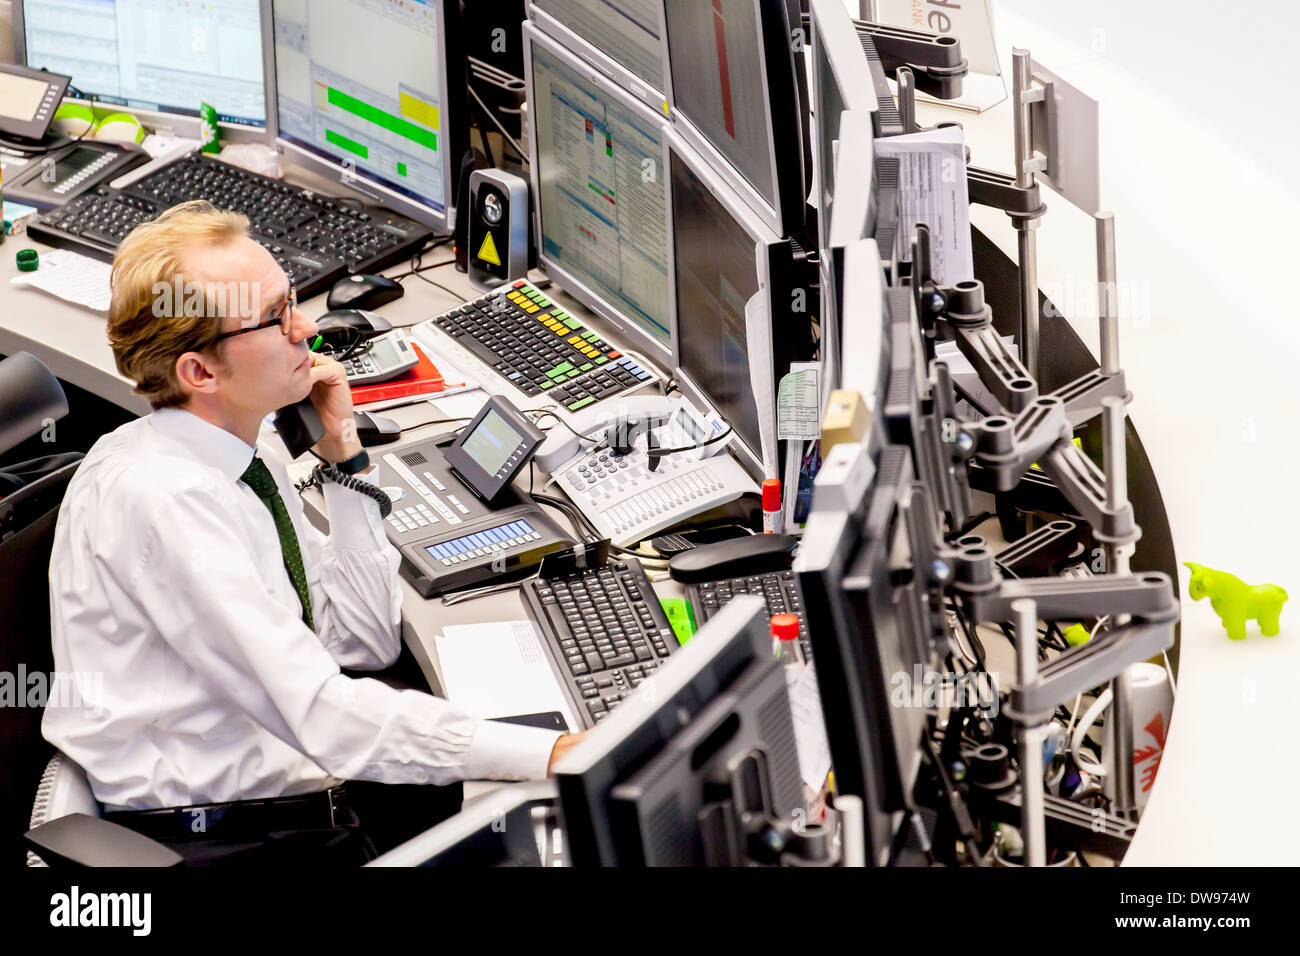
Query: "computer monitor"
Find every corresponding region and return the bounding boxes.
[523,22,673,363]
[666,130,812,481]
[819,110,877,396]
[555,596,806,866]
[796,257,939,864]
[13,0,268,139]
[809,0,876,263]
[662,0,806,238]
[528,0,667,112]
[268,0,468,234]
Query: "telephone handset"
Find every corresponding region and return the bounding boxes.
[540,395,759,547]
[274,399,325,460]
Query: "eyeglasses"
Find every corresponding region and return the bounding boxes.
[209,277,297,344]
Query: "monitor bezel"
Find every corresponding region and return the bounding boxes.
[822,109,878,395]
[664,128,780,482]
[554,595,769,866]
[809,0,878,263]
[527,0,670,116]
[263,0,466,235]
[523,22,675,366]
[660,0,805,239]
[12,0,273,143]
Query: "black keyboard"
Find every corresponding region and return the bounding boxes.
[427,280,656,412]
[27,154,432,300]
[688,570,812,663]
[522,559,679,728]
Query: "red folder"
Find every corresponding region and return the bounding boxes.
[349,342,445,404]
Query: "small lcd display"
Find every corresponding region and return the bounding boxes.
[462,409,523,476]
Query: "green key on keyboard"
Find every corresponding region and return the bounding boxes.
[568,397,596,411]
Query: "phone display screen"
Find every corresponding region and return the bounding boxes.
[462,410,524,476]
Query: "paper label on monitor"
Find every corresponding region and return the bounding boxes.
[777,363,821,441]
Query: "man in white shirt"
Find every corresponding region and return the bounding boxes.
[43,200,586,864]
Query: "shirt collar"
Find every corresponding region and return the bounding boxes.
[149,408,258,482]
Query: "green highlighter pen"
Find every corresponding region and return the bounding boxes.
[309,335,323,352]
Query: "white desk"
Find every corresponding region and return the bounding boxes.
[914,6,1300,863]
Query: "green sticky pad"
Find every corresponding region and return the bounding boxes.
[661,598,696,645]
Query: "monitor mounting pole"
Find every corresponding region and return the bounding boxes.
[1010,49,1047,381]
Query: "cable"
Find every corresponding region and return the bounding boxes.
[410,270,468,302]
[529,491,669,564]
[467,83,529,167]
[1069,689,1112,777]
[307,462,393,519]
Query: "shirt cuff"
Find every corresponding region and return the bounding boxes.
[322,481,387,551]
[462,719,563,781]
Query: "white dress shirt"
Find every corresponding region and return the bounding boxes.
[42,408,561,810]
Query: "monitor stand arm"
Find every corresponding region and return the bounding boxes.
[698,751,839,867]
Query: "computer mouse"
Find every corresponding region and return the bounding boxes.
[327,273,405,311]
[353,411,402,447]
[314,309,392,351]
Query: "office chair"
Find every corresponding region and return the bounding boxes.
[0,352,180,866]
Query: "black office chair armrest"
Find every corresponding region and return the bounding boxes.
[24,813,183,867]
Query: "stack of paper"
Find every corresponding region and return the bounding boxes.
[435,621,579,732]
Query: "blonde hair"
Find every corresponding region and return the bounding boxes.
[107,200,251,409]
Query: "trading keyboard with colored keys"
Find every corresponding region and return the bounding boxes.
[429,280,656,412]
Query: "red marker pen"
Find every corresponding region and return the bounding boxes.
[762,478,783,534]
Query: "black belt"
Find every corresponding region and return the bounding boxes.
[104,786,353,842]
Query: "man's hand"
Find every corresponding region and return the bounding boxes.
[547,730,593,775]
[306,353,362,463]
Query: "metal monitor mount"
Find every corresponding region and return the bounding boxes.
[900,214,1175,864]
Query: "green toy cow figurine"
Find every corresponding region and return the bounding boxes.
[1185,563,1288,641]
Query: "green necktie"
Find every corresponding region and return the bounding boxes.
[240,455,314,630]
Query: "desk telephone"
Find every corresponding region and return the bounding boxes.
[538,395,759,547]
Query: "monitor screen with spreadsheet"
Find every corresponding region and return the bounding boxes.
[529,0,667,108]
[524,23,672,362]
[16,0,266,127]
[270,0,466,233]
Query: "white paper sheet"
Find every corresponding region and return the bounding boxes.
[9,249,113,313]
[435,621,579,732]
[874,126,974,286]
[777,363,821,442]
[787,663,832,793]
[408,320,479,390]
[424,388,490,421]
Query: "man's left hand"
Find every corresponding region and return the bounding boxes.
[307,354,362,463]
